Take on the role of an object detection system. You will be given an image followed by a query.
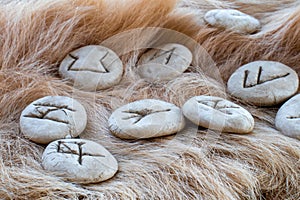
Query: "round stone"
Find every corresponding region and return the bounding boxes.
[20,96,87,144]
[204,9,261,34]
[182,96,254,133]
[137,43,192,81]
[108,99,185,139]
[59,45,123,91]
[227,61,299,106]
[275,94,300,140]
[42,139,118,184]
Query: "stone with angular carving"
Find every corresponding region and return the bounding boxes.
[42,139,118,184]
[137,43,192,81]
[227,61,299,106]
[59,45,123,91]
[275,94,300,140]
[108,99,185,139]
[20,96,87,144]
[204,9,261,34]
[182,95,254,133]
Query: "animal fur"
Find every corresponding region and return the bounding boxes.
[0,0,300,199]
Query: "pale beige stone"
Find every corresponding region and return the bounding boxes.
[137,43,192,81]
[275,94,300,140]
[42,139,118,184]
[20,96,87,144]
[182,96,254,133]
[204,9,261,34]
[227,61,299,106]
[108,99,185,139]
[59,45,123,91]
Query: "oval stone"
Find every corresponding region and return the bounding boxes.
[275,94,300,140]
[42,139,118,184]
[108,99,185,139]
[59,45,123,91]
[227,61,299,106]
[182,96,254,133]
[137,43,192,81]
[20,96,87,144]
[204,9,261,34]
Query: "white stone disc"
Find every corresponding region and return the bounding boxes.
[108,99,185,139]
[42,139,118,184]
[59,45,123,91]
[227,61,299,106]
[182,95,254,133]
[20,96,87,144]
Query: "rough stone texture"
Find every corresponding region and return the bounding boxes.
[227,61,299,106]
[20,96,87,144]
[182,95,254,133]
[137,43,192,81]
[275,94,300,140]
[42,139,118,184]
[59,45,123,91]
[204,9,261,34]
[108,99,185,139]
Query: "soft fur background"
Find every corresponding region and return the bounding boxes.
[0,0,300,199]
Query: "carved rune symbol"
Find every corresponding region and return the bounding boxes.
[122,108,171,124]
[67,54,79,71]
[57,141,105,165]
[197,100,240,115]
[149,48,176,65]
[67,51,110,73]
[24,103,75,124]
[243,66,290,88]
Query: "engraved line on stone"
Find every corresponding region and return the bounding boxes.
[57,141,61,152]
[46,152,56,156]
[78,142,83,165]
[243,66,290,88]
[57,141,105,165]
[243,70,249,88]
[24,107,70,124]
[217,105,240,115]
[33,103,76,112]
[99,51,109,73]
[68,54,79,71]
[122,108,171,124]
[286,116,300,120]
[197,100,240,115]
[68,51,110,73]
[24,103,75,124]
[58,141,77,154]
[149,48,176,65]
[257,66,263,84]
[213,100,222,109]
[197,100,222,109]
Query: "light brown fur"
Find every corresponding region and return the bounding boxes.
[0,0,300,199]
